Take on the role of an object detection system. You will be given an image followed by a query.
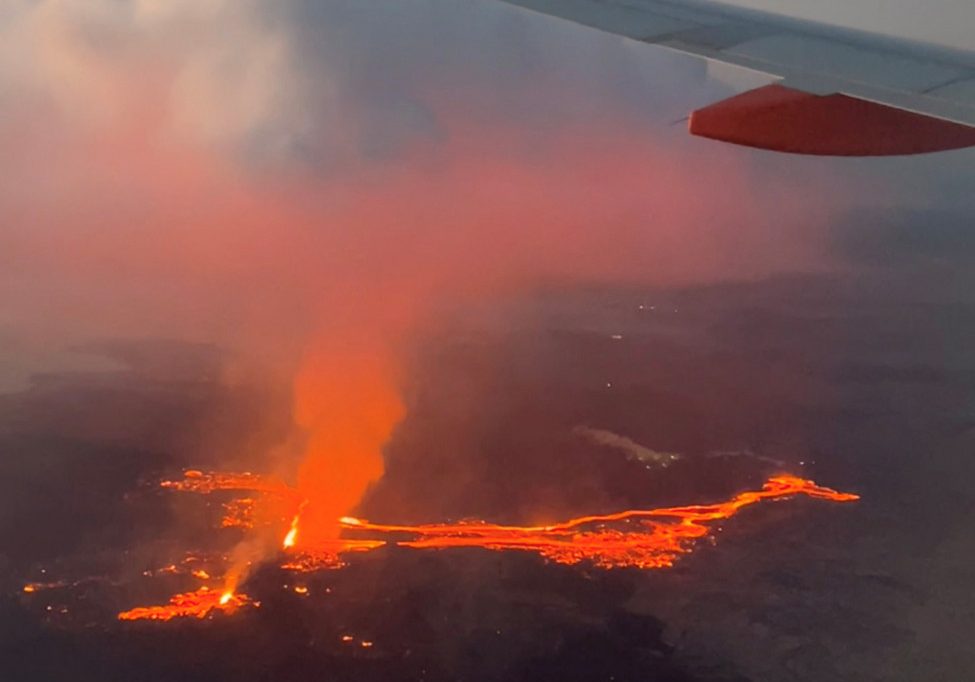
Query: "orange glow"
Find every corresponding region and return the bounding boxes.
[111,474,856,621]
[291,342,406,546]
[280,538,388,573]
[283,521,299,549]
[282,500,308,549]
[338,475,859,569]
[221,498,257,529]
[162,470,857,569]
[118,587,254,622]
[162,471,299,499]
[163,470,306,542]
[157,472,858,572]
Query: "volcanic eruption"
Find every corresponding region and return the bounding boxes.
[91,469,859,622]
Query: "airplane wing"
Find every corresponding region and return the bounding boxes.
[498,0,975,155]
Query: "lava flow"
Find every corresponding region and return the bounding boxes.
[117,587,254,622]
[162,470,302,500]
[108,472,857,621]
[338,475,859,569]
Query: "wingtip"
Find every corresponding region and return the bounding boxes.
[688,84,975,156]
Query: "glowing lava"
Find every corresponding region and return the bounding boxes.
[221,498,257,529]
[337,475,859,569]
[283,519,299,549]
[108,472,858,621]
[282,501,308,549]
[161,470,305,534]
[161,471,857,571]
[161,470,299,498]
[117,587,253,622]
[278,538,386,572]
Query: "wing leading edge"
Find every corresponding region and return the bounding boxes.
[498,0,975,155]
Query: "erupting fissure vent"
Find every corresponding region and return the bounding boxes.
[100,471,858,622]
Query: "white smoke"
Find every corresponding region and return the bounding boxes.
[574,426,682,468]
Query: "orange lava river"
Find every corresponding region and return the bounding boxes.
[108,472,858,621]
[338,475,858,569]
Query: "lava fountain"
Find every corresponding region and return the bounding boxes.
[290,340,407,548]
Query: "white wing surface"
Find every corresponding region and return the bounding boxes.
[499,0,975,155]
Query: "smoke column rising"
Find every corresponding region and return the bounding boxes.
[0,1,845,549]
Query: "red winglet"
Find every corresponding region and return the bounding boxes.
[689,84,975,156]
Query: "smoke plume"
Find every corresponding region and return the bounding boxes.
[0,0,845,554]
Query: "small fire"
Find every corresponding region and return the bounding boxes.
[283,520,299,549]
[282,500,309,549]
[118,587,253,622]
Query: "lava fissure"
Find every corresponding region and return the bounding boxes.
[104,472,858,620]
